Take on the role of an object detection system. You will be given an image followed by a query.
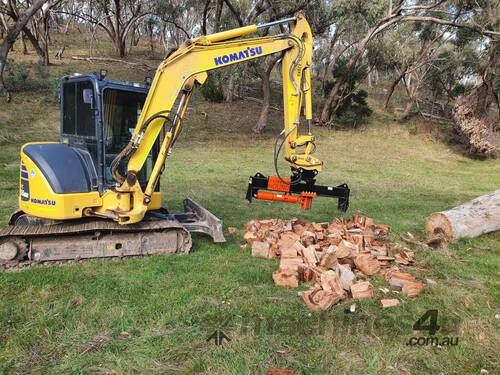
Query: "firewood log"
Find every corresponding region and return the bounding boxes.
[426,190,500,246]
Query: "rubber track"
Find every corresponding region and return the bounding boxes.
[0,217,191,272]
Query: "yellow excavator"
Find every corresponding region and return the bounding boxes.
[0,14,349,268]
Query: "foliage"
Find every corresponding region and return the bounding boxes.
[200,73,225,103]
[335,89,373,127]
[49,69,72,100]
[326,87,373,128]
[323,58,372,127]
[3,59,29,91]
[35,63,50,80]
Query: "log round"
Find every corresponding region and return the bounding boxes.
[425,190,500,245]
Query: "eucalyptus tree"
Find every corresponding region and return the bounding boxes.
[0,0,48,101]
[318,0,499,124]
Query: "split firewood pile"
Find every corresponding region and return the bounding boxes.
[243,215,425,311]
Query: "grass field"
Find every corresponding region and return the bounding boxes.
[0,36,499,374]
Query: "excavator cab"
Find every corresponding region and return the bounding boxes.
[14,73,225,248]
[59,73,157,192]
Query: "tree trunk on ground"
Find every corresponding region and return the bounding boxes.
[0,0,48,101]
[383,69,406,109]
[452,46,499,155]
[426,190,500,247]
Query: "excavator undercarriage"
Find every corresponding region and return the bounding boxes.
[0,198,224,270]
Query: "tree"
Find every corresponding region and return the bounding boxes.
[0,0,48,101]
[318,0,500,124]
[58,0,151,57]
[219,0,309,133]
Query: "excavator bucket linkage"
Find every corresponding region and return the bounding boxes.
[246,173,350,212]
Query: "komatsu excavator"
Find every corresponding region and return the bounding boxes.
[0,14,349,268]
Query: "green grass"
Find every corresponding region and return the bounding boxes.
[0,35,499,374]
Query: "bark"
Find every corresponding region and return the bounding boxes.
[223,0,244,26]
[253,74,271,133]
[320,80,342,123]
[114,0,123,57]
[0,0,48,101]
[252,55,281,133]
[426,190,500,246]
[42,13,50,65]
[226,74,234,102]
[383,69,407,109]
[21,32,28,54]
[63,14,74,34]
[214,0,223,33]
[201,0,211,35]
[400,96,415,120]
[0,14,7,35]
[147,25,154,55]
[22,26,45,61]
[321,44,354,94]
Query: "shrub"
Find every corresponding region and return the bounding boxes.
[35,64,50,80]
[4,59,29,91]
[322,57,373,127]
[200,74,224,102]
[332,89,373,128]
[49,69,72,100]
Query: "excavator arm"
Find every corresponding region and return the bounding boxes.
[95,14,349,224]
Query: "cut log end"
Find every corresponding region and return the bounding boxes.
[425,213,453,241]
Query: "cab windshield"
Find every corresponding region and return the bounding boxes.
[102,88,152,189]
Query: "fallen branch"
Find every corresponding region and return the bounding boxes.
[394,107,453,123]
[71,56,155,72]
[246,96,281,111]
[232,93,281,111]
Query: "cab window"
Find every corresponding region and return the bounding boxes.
[62,80,96,137]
